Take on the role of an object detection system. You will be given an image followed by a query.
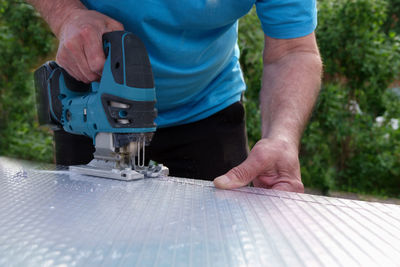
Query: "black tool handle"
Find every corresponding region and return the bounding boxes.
[102,31,154,88]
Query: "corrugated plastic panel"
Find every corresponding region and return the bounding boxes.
[0,157,399,266]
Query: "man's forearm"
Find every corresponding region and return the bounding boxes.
[260,40,322,147]
[27,0,86,37]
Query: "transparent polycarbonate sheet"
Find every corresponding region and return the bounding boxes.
[0,157,400,267]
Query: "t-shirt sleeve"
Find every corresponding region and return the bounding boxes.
[255,0,317,39]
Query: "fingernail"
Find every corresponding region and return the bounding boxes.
[214,175,231,186]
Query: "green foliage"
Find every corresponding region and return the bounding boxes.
[239,0,400,197]
[0,1,55,162]
[301,84,400,196]
[307,0,400,196]
[317,0,400,116]
[384,0,400,34]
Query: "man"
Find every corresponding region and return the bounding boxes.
[27,0,322,192]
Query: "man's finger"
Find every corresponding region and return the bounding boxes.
[213,158,261,189]
[57,48,88,83]
[64,38,99,82]
[83,31,105,76]
[106,20,124,32]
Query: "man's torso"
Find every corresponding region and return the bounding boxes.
[82,0,253,127]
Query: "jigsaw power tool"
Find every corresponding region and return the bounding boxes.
[34,31,168,180]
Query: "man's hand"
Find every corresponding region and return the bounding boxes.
[27,0,124,83]
[214,138,303,192]
[56,10,124,83]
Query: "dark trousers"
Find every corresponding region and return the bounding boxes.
[54,102,249,180]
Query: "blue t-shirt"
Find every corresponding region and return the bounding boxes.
[81,0,317,127]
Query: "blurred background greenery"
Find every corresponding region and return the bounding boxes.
[0,0,399,197]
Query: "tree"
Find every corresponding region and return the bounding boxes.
[0,1,55,161]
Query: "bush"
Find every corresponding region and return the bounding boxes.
[384,0,400,34]
[0,1,55,162]
[301,84,400,196]
[317,0,400,115]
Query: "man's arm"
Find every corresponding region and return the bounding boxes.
[214,32,322,192]
[27,0,124,83]
[27,0,86,38]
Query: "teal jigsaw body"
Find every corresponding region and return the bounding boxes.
[35,31,157,146]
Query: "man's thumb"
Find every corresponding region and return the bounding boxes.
[213,160,257,189]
